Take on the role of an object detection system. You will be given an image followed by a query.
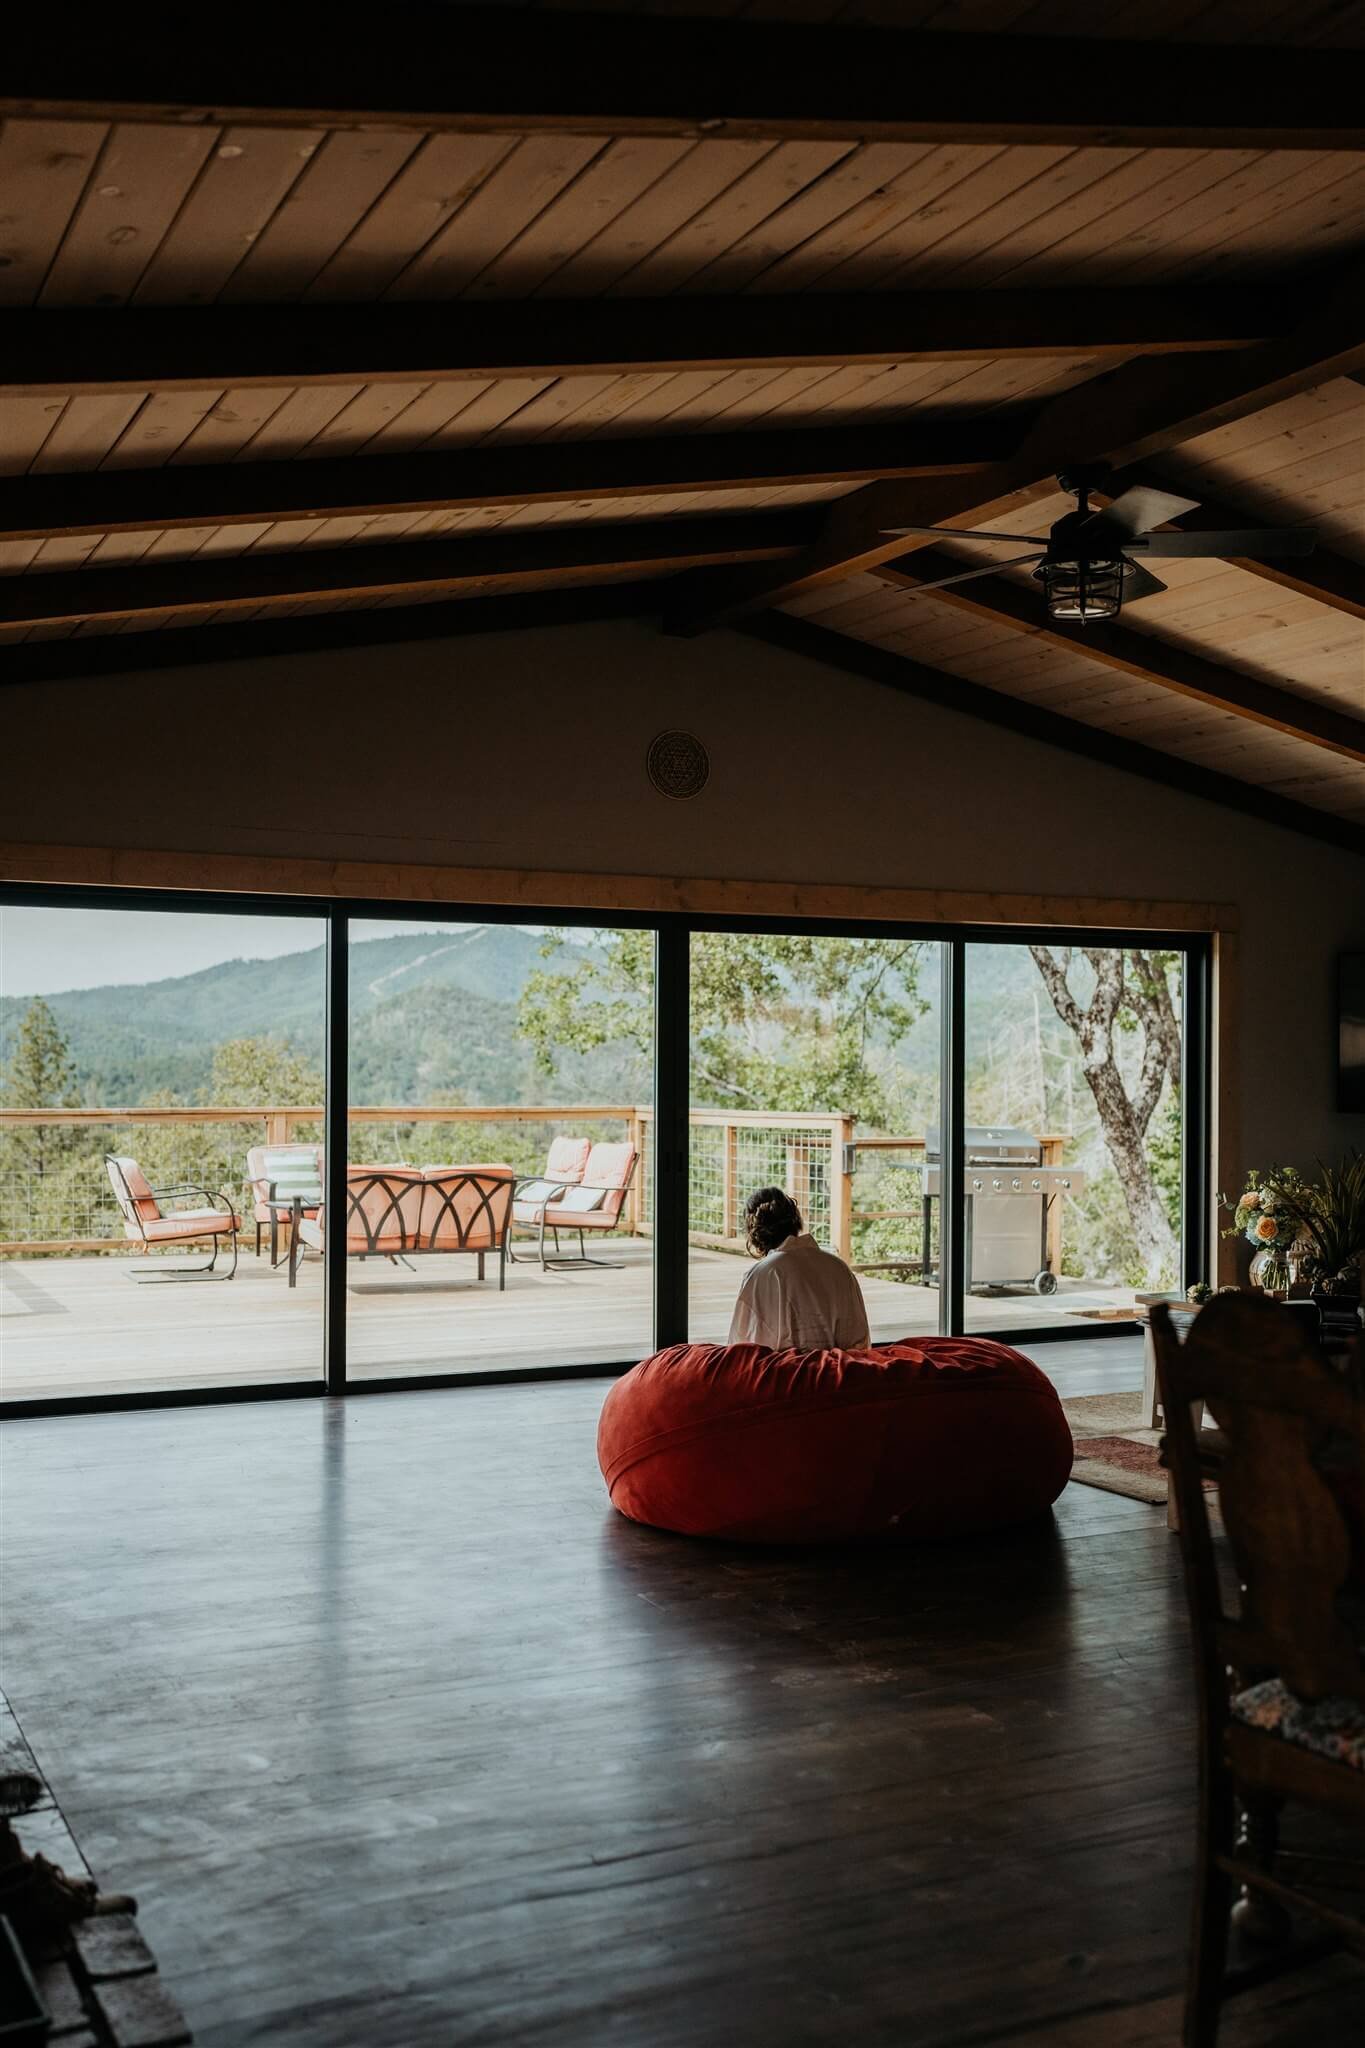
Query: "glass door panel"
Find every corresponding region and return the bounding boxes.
[961,942,1183,1335]
[0,900,327,1401]
[686,931,944,1345]
[344,918,654,1379]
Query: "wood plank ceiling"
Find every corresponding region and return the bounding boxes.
[0,3,1362,844]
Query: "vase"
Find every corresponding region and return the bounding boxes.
[1248,1246,1291,1298]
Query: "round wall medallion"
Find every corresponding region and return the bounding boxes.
[646,729,709,800]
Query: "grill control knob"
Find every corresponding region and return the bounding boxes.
[991,1178,1002,1191]
[971,1178,983,1192]
[1011,1177,1022,1192]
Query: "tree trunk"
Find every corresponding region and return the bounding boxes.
[1084,1049,1180,1286]
[1029,945,1180,1288]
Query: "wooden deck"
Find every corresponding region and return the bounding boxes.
[0,1240,1142,1403]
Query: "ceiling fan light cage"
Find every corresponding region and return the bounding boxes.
[1035,555,1124,623]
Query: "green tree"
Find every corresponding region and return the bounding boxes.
[518,930,927,1127]
[0,997,84,1179]
[1029,946,1182,1287]
[206,1036,324,1108]
[0,998,108,1245]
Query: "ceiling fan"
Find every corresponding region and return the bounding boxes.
[880,470,1317,624]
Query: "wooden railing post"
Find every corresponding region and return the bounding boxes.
[265,1108,291,1146]
[1040,1133,1067,1280]
[625,1109,646,1234]
[721,1124,738,1242]
[831,1117,855,1263]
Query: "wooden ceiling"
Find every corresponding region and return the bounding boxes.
[1,4,1363,848]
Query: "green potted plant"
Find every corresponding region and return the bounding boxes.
[1291,1151,1365,1299]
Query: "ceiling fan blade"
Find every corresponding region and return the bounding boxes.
[1097,484,1201,534]
[889,552,1046,597]
[880,525,1051,544]
[1121,562,1168,603]
[1128,527,1317,558]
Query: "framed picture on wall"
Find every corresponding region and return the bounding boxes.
[1340,954,1365,1112]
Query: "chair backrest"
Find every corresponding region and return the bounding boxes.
[579,1141,638,1222]
[106,1155,160,1236]
[545,1135,591,1185]
[417,1166,515,1251]
[343,1166,426,1253]
[1153,1293,1365,1713]
[246,1142,323,1203]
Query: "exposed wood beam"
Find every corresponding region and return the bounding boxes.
[741,614,1365,860]
[0,420,1015,545]
[7,12,1365,149]
[1099,464,1365,624]
[879,553,1365,767]
[0,584,663,687]
[672,256,1365,629]
[0,514,816,631]
[0,291,1279,400]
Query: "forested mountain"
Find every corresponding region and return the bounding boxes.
[0,926,644,1106]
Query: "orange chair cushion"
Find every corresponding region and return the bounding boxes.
[545,1137,591,1186]
[598,1336,1074,1545]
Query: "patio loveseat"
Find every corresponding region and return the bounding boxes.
[291,1164,515,1289]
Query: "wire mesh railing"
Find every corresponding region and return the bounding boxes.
[2,1106,1068,1278]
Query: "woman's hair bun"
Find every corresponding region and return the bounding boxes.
[743,1186,803,1256]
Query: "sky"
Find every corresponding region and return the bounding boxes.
[0,909,544,996]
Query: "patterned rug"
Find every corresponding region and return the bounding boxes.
[1061,1391,1212,1505]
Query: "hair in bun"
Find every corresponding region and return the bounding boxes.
[743,1186,803,1258]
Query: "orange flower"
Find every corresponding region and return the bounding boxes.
[1254,1214,1280,1242]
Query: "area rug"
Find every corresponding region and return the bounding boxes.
[1060,1392,1215,1505]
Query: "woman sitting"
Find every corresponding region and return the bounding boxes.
[727,1187,871,1353]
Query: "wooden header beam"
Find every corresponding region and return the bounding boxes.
[673,256,1365,629]
[879,556,1365,767]
[7,12,1365,149]
[0,419,1012,545]
[0,290,1279,399]
[0,512,817,630]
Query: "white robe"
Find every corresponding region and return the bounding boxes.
[727,1232,871,1353]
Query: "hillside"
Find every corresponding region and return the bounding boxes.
[0,925,638,1106]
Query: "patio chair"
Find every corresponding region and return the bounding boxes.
[1153,1293,1365,2046]
[105,1153,241,1281]
[244,1142,324,1268]
[509,1135,591,1265]
[512,1140,639,1271]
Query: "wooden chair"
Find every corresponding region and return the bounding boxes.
[1152,1293,1365,2047]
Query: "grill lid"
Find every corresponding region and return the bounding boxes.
[924,1124,1042,1164]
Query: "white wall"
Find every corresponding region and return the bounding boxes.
[5,614,1364,1168]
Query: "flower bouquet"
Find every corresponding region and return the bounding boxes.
[1217,1167,1307,1295]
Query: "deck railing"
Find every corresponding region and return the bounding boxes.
[0,1106,1070,1273]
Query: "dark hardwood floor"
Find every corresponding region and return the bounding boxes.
[2,1368,1360,2047]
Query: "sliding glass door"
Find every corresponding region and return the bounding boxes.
[2,887,1207,1408]
[0,897,326,1402]
[961,942,1185,1335]
[686,929,945,1345]
[342,916,654,1380]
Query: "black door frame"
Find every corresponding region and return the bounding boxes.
[1,883,1210,1415]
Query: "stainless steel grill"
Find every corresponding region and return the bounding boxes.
[922,1125,1086,1296]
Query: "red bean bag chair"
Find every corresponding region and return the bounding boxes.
[598,1336,1074,1544]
